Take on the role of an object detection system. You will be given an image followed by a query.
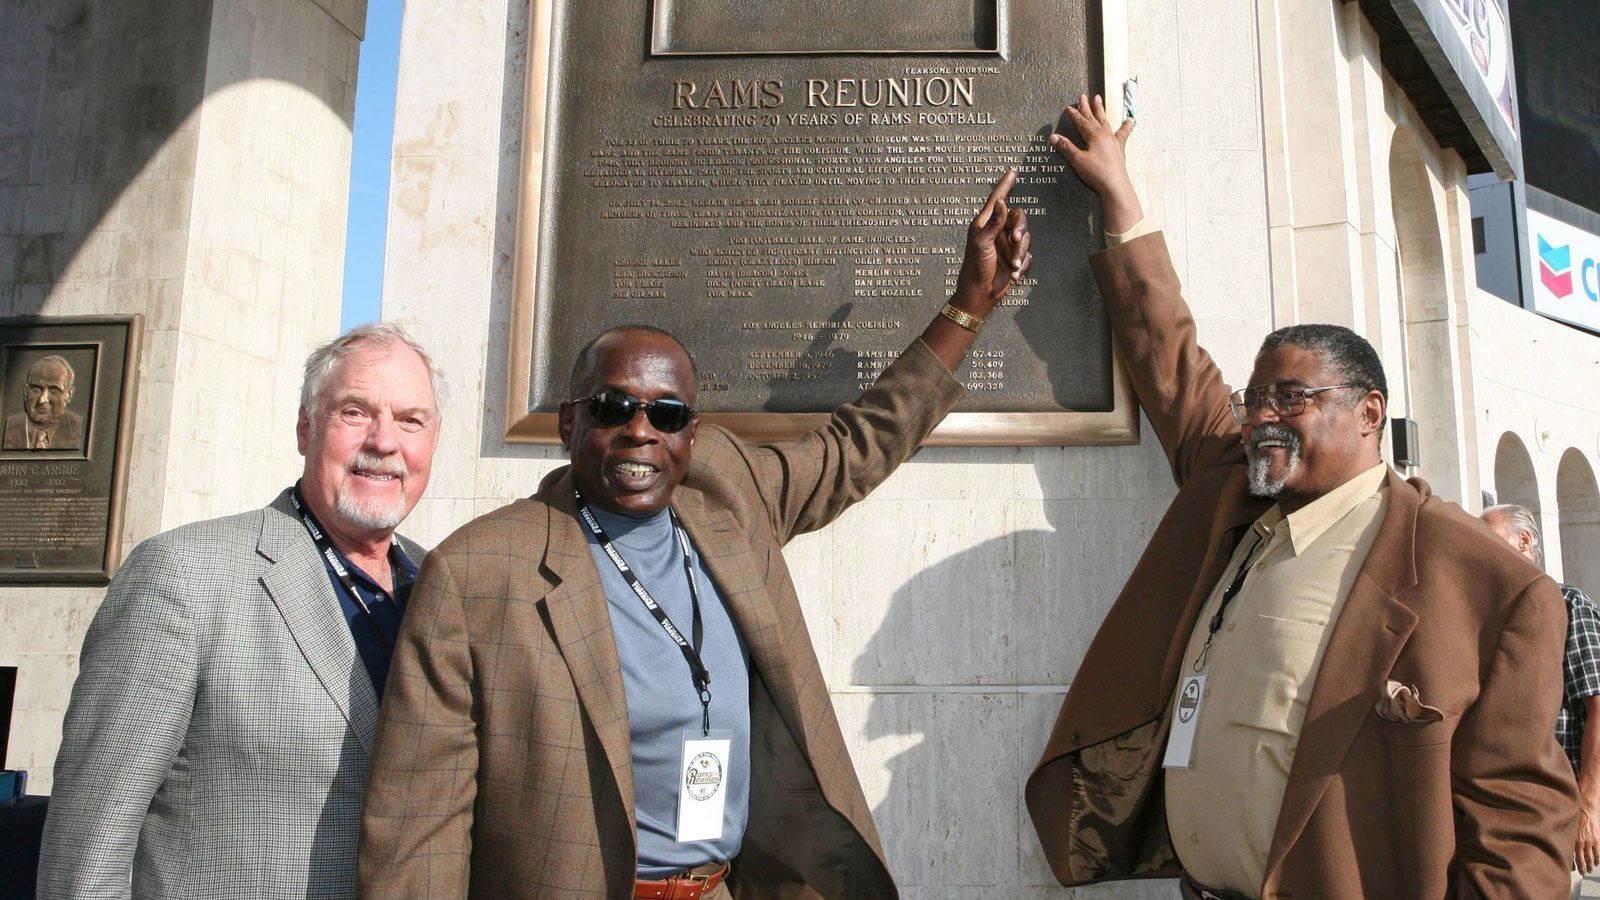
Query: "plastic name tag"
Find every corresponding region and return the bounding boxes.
[1162,674,1206,769]
[677,732,732,842]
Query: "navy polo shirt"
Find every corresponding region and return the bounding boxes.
[318,538,415,695]
[294,488,416,695]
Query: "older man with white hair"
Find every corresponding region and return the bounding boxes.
[39,323,444,899]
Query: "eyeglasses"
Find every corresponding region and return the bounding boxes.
[568,389,697,433]
[1228,382,1363,424]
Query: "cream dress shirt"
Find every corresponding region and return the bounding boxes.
[1162,462,1390,895]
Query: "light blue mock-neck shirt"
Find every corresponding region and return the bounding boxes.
[581,503,752,878]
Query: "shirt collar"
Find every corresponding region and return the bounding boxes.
[583,502,675,552]
[1251,462,1389,556]
[291,481,415,594]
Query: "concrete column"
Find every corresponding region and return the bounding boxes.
[0,0,364,791]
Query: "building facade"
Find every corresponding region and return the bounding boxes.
[4,0,1598,896]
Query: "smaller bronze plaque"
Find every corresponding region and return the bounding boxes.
[651,0,1000,55]
[0,316,140,584]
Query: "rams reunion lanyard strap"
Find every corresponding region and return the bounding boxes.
[575,490,713,735]
[289,487,409,655]
[1192,533,1266,673]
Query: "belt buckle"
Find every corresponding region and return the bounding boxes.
[681,873,711,887]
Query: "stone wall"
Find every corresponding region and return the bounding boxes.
[0,0,363,792]
[381,0,1269,895]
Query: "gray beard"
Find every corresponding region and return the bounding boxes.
[335,488,406,532]
[332,452,409,532]
[1245,425,1303,498]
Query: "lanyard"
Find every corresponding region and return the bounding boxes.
[1192,533,1266,673]
[289,487,410,655]
[575,491,713,735]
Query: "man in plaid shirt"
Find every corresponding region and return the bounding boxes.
[1485,503,1600,892]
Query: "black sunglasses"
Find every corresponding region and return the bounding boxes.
[568,389,697,433]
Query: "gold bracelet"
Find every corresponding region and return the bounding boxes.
[939,302,985,333]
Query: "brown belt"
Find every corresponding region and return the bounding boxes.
[633,862,729,900]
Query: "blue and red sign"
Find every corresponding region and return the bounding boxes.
[1528,209,1600,332]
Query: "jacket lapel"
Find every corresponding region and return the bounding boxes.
[1262,470,1422,884]
[671,489,811,752]
[258,490,382,753]
[536,475,637,823]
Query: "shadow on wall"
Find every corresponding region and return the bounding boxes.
[843,438,1179,896]
[1,0,355,318]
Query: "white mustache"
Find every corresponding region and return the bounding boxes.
[347,453,406,478]
[1246,424,1302,456]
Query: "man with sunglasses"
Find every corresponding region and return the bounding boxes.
[1026,95,1576,897]
[358,171,1031,899]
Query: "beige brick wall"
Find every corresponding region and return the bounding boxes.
[381,0,1268,895]
[0,0,363,793]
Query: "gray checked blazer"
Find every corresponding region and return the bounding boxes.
[37,488,426,899]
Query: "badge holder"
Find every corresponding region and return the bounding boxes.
[1162,674,1206,769]
[677,730,732,842]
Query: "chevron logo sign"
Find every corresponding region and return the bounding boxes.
[1528,209,1600,332]
[1538,234,1573,298]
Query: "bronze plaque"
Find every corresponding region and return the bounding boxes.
[0,316,140,584]
[508,0,1136,445]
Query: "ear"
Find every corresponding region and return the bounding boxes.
[1516,529,1535,557]
[686,417,698,451]
[296,409,310,455]
[1358,390,1386,438]
[558,401,575,451]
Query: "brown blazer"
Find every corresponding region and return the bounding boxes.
[1026,234,1579,898]
[358,341,964,899]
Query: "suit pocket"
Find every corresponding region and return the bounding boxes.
[1373,713,1455,747]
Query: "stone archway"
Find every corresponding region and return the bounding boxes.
[1389,126,1469,502]
[1559,448,1600,591]
[1493,432,1540,513]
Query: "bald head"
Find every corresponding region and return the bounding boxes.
[568,325,696,401]
[24,355,75,428]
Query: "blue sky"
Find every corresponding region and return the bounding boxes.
[340,0,404,330]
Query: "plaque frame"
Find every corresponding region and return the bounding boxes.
[0,315,141,584]
[505,0,1139,447]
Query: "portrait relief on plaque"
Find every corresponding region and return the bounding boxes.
[0,317,140,584]
[508,0,1135,445]
[1,345,97,454]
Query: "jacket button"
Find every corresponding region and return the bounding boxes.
[1071,732,1083,745]
[1142,703,1155,715]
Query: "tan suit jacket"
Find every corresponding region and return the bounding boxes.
[359,341,963,898]
[1026,234,1579,898]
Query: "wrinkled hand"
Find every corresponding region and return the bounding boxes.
[1578,806,1600,875]
[953,169,1031,312]
[1049,93,1143,234]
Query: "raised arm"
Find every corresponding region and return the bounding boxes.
[1051,94,1244,485]
[37,538,198,899]
[740,170,1029,540]
[358,550,478,899]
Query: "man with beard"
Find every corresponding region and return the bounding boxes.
[39,323,444,899]
[358,172,1029,898]
[3,354,85,450]
[1025,94,1577,897]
